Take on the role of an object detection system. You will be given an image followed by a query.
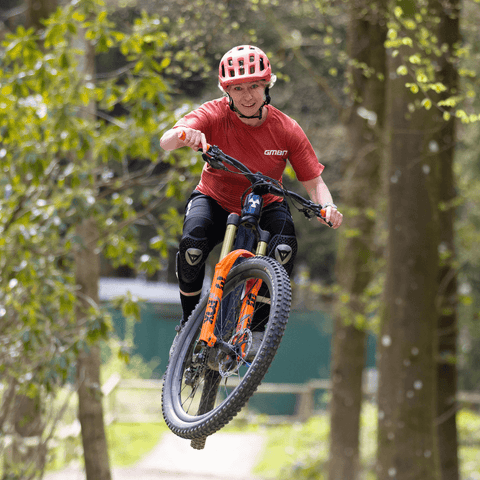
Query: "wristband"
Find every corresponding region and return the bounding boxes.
[324,202,337,209]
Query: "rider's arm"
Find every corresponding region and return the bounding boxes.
[302,175,343,229]
[160,127,208,152]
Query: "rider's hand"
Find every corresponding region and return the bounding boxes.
[320,203,343,229]
[178,128,208,152]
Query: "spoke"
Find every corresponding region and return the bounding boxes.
[180,383,199,413]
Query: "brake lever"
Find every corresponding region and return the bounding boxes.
[202,152,226,170]
[319,208,334,228]
[303,202,333,227]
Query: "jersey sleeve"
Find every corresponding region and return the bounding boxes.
[173,100,224,139]
[287,120,324,181]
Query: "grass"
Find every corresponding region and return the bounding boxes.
[47,422,169,472]
[107,423,168,467]
[249,405,480,480]
[45,403,480,479]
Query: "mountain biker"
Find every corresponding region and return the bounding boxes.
[160,44,343,333]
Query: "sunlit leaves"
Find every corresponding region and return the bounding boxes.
[383,0,480,122]
[0,0,188,394]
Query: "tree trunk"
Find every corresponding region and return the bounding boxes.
[328,3,386,480]
[377,79,441,480]
[74,33,112,480]
[435,1,460,478]
[377,5,441,478]
[75,220,112,480]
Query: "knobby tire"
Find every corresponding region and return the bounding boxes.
[162,256,291,440]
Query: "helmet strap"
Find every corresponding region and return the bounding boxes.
[228,87,271,120]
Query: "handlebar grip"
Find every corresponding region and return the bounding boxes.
[320,208,334,227]
[178,130,211,152]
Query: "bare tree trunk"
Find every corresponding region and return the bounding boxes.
[377,79,441,480]
[376,4,441,478]
[436,124,459,480]
[75,219,112,480]
[435,1,460,478]
[328,2,386,479]
[74,34,112,480]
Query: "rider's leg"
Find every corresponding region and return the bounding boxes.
[261,200,298,276]
[176,191,229,327]
[249,200,297,333]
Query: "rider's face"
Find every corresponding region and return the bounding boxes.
[227,81,266,117]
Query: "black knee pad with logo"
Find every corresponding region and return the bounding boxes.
[268,233,298,276]
[177,234,210,287]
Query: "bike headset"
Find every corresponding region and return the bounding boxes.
[218,45,277,120]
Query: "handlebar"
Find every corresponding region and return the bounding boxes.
[178,130,332,226]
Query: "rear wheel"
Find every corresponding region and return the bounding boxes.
[162,256,291,439]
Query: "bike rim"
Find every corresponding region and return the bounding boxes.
[170,266,275,424]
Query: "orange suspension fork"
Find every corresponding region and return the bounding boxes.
[236,279,262,333]
[199,249,255,347]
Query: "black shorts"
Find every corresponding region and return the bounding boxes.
[177,191,297,292]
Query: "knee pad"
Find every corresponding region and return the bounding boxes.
[268,233,298,276]
[177,234,210,286]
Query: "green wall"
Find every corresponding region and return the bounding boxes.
[109,303,376,415]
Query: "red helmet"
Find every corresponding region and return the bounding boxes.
[218,45,272,89]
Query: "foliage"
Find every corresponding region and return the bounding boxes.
[0,0,195,473]
[384,0,479,122]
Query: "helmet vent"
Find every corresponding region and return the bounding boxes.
[218,45,272,88]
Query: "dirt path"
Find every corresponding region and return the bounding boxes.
[44,431,266,480]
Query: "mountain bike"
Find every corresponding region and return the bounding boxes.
[161,140,332,449]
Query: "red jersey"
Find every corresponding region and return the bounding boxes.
[174,96,324,214]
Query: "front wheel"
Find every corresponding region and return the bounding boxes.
[162,256,291,440]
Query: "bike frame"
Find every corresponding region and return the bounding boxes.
[178,137,330,358]
[198,193,268,357]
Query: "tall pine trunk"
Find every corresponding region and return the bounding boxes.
[328,2,386,479]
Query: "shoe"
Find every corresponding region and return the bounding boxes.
[245,331,264,362]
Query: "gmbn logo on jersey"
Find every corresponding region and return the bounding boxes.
[264,149,288,156]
